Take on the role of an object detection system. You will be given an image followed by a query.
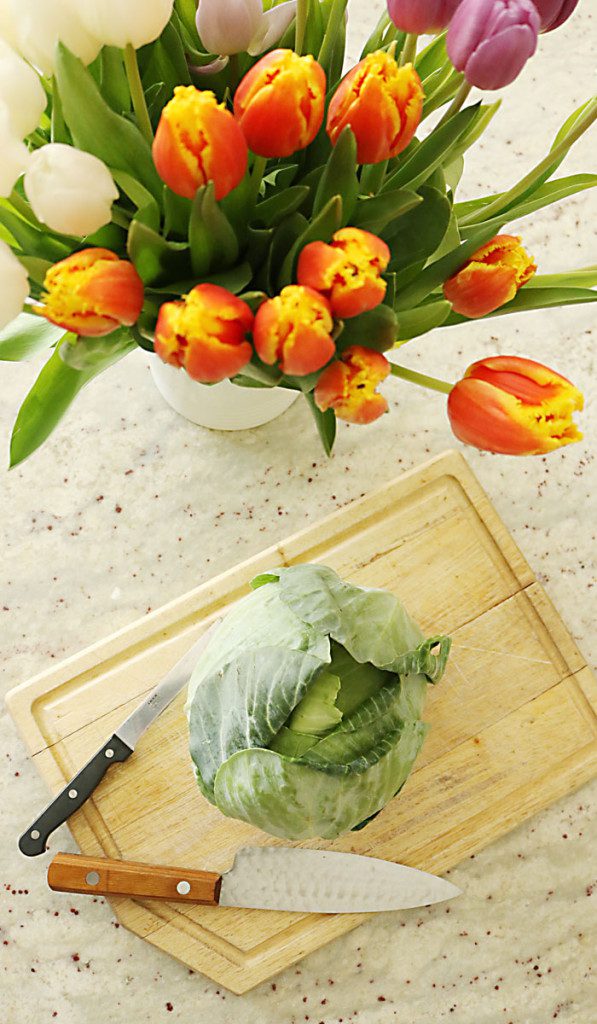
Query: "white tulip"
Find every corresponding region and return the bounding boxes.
[24,144,119,237]
[8,0,101,76]
[0,0,18,48]
[0,39,46,138]
[79,0,175,50]
[0,101,30,197]
[197,0,297,57]
[0,240,29,331]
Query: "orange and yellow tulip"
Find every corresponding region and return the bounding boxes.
[443,235,536,318]
[253,285,335,376]
[314,345,390,424]
[327,51,423,165]
[234,49,326,158]
[37,248,144,337]
[297,227,390,319]
[448,355,583,455]
[154,284,254,383]
[152,86,248,201]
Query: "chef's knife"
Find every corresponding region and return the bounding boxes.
[19,621,221,857]
[47,847,461,914]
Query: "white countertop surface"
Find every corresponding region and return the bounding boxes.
[1,3,595,1022]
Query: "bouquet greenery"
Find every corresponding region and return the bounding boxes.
[0,0,594,465]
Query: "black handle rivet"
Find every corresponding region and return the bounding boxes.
[68,789,78,799]
[105,748,114,759]
[30,829,40,840]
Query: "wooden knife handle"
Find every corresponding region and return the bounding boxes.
[48,853,222,905]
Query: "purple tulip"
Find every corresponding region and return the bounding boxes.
[386,0,462,33]
[447,0,540,90]
[531,0,580,32]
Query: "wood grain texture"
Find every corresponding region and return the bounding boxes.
[47,853,222,904]
[6,450,597,994]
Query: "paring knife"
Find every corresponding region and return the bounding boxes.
[47,847,461,914]
[19,621,221,857]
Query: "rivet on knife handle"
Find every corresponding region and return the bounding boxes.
[18,735,133,857]
[47,853,222,906]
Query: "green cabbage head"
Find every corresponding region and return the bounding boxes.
[186,564,450,841]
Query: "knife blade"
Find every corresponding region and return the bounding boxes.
[18,621,221,858]
[47,847,461,914]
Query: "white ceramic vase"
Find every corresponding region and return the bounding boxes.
[149,356,299,431]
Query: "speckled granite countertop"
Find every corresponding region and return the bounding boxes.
[1,4,596,1022]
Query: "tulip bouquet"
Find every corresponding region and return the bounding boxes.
[0,0,595,464]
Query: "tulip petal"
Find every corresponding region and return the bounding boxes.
[253,285,334,376]
[315,345,390,424]
[248,1,298,56]
[463,24,538,89]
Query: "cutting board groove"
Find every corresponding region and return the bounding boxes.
[6,450,597,994]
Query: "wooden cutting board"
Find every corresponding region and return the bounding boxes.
[6,450,597,994]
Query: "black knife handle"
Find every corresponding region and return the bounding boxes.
[18,734,133,857]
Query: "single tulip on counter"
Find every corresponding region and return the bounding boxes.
[327,51,423,165]
[153,86,248,201]
[24,144,118,237]
[155,284,254,383]
[387,0,462,33]
[234,49,326,158]
[253,285,335,376]
[448,355,583,455]
[297,228,390,319]
[315,345,390,424]
[443,235,536,318]
[447,0,540,90]
[0,240,29,331]
[532,0,579,31]
[37,249,144,337]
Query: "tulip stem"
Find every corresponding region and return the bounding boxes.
[399,33,418,67]
[124,44,154,146]
[295,0,309,54]
[435,80,473,129]
[461,96,597,226]
[390,363,453,395]
[249,155,268,206]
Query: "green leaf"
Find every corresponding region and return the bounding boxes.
[189,183,238,276]
[448,102,501,165]
[394,221,504,311]
[112,171,161,231]
[0,313,64,362]
[458,174,597,234]
[415,31,448,81]
[382,104,480,193]
[352,189,422,234]
[257,212,308,293]
[255,187,310,229]
[0,206,70,262]
[10,332,134,466]
[99,47,131,113]
[278,195,343,288]
[54,43,162,202]
[386,185,452,272]
[127,219,189,285]
[395,299,452,340]
[336,304,398,353]
[59,328,135,370]
[141,21,192,98]
[313,127,359,225]
[306,392,336,456]
[17,256,53,289]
